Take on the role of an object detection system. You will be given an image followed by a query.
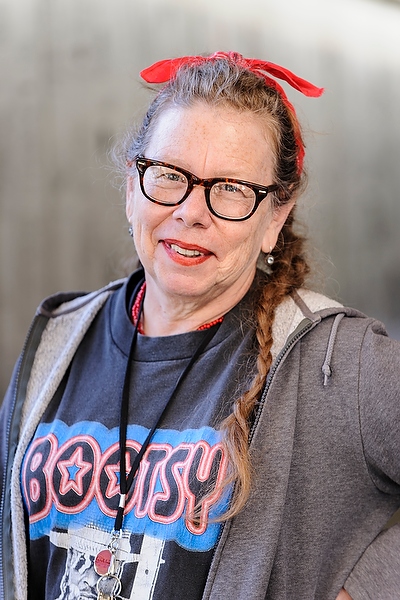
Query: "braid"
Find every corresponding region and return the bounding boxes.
[218,211,309,519]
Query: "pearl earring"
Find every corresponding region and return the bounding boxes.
[266,246,274,266]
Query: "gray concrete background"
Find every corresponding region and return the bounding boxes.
[1,0,400,397]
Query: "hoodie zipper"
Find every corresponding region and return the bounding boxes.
[203,317,316,598]
[249,317,315,444]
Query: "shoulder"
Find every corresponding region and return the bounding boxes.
[32,277,127,361]
[37,277,127,318]
[295,288,399,355]
[12,276,137,433]
[271,288,345,361]
[272,286,398,362]
[296,290,400,385]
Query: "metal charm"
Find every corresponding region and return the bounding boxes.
[96,573,122,600]
[95,531,122,600]
[94,549,113,576]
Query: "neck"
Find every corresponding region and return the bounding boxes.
[142,296,225,337]
[137,277,252,337]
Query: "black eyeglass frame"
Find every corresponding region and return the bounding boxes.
[135,156,279,222]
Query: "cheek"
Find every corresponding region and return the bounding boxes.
[239,212,274,254]
[128,195,174,259]
[219,223,265,269]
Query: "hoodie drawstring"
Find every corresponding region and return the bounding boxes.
[322,313,345,386]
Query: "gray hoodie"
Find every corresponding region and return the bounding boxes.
[1,275,400,599]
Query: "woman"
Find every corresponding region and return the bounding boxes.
[1,51,399,600]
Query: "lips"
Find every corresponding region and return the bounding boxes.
[169,243,204,257]
[162,239,212,264]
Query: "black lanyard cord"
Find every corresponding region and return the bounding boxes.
[114,300,222,532]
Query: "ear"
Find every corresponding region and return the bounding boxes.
[261,200,295,254]
[126,175,135,222]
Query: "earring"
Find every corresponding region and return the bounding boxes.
[266,246,274,266]
[128,226,133,238]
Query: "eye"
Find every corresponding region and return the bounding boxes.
[161,170,183,182]
[214,182,253,198]
[154,167,187,186]
[222,183,240,194]
[144,165,188,190]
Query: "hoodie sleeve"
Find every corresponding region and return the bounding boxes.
[344,523,400,600]
[0,356,22,600]
[0,354,22,511]
[0,364,17,478]
[344,319,400,598]
[358,320,400,492]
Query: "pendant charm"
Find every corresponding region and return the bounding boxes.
[96,573,122,600]
[94,549,113,576]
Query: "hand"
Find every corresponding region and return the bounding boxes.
[336,589,353,600]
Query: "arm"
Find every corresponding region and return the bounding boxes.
[344,523,400,600]
[342,320,400,599]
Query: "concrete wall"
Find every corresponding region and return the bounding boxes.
[1,0,400,396]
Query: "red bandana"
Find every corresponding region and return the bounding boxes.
[140,51,324,174]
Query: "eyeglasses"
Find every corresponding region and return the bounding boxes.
[135,157,279,222]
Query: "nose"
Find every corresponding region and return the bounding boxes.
[171,184,212,228]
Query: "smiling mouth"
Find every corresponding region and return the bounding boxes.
[168,243,206,257]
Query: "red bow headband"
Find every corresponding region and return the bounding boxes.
[140,51,324,174]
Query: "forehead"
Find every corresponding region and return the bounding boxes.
[144,102,276,181]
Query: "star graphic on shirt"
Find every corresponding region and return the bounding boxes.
[57,447,92,496]
[104,452,134,499]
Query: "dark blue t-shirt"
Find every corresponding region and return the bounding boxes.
[21,273,257,599]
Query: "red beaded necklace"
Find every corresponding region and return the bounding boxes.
[131,282,224,334]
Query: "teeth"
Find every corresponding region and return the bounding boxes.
[170,243,203,257]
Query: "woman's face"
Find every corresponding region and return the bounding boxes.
[126,103,293,310]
